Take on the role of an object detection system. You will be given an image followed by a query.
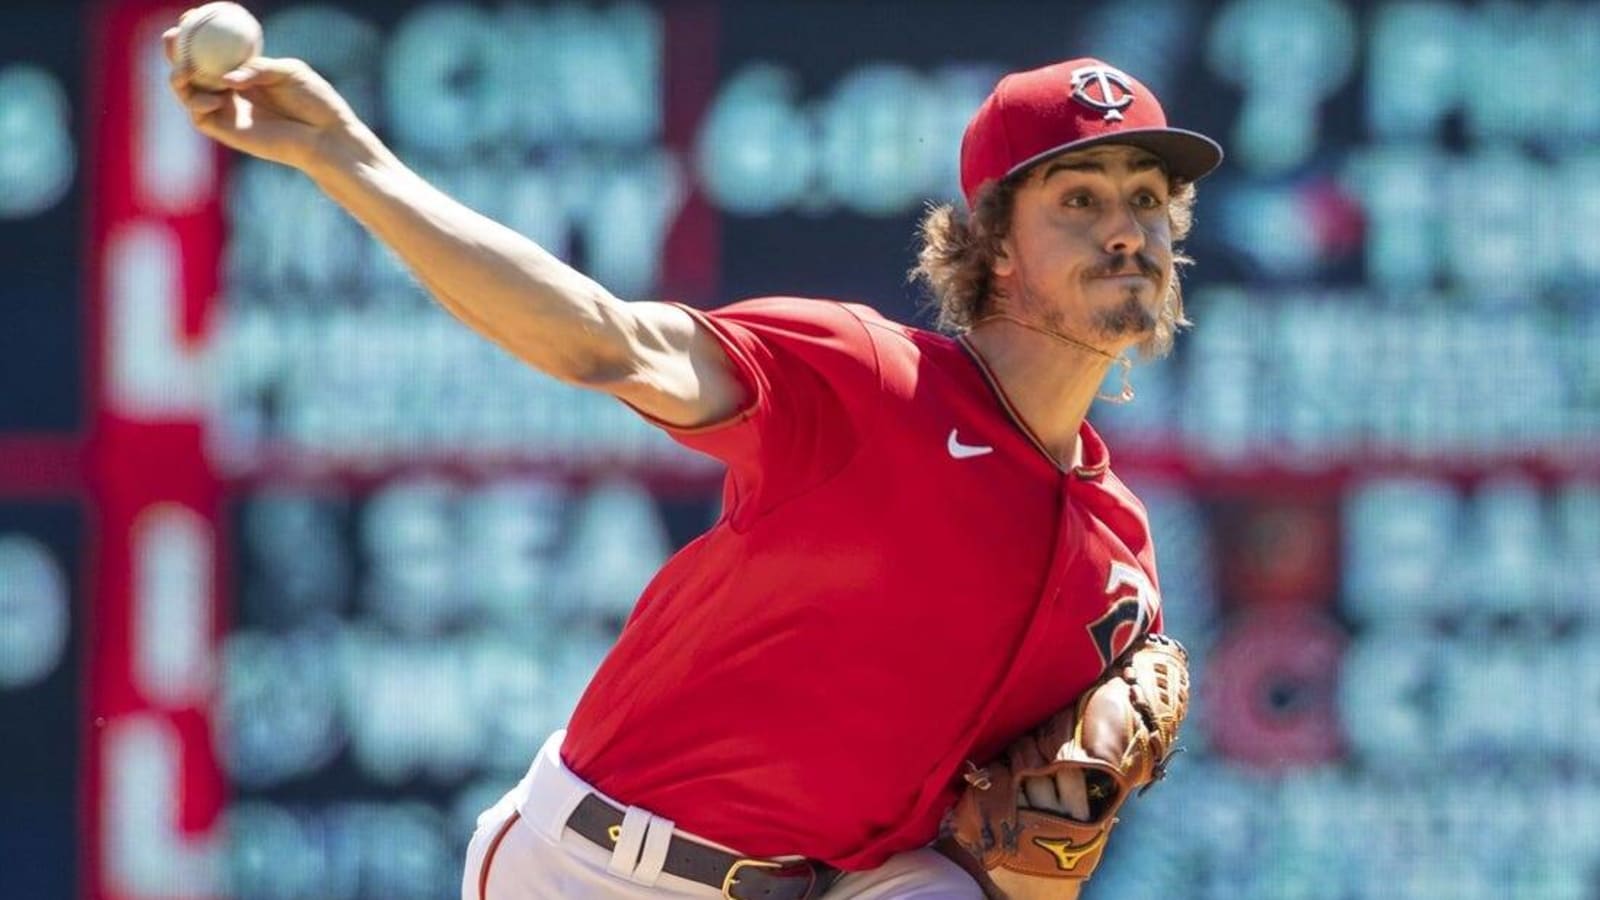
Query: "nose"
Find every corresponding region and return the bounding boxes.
[1102,202,1146,257]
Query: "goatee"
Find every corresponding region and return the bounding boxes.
[1096,293,1157,337]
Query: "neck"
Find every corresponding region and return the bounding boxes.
[966,313,1126,467]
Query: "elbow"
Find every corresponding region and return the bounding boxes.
[562,354,642,390]
[534,290,642,388]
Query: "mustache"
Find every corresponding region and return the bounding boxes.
[1087,253,1163,280]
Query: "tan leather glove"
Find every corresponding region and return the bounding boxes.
[939,634,1190,898]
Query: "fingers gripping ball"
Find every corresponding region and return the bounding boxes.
[940,634,1190,897]
[177,2,263,89]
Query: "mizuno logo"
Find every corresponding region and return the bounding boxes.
[947,429,994,459]
[1033,832,1107,871]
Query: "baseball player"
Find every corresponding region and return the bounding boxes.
[165,14,1219,897]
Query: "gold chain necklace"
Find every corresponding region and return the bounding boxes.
[973,313,1135,404]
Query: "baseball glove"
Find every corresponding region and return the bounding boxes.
[939,633,1190,898]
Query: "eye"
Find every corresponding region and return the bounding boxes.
[1132,190,1166,210]
[1062,191,1094,209]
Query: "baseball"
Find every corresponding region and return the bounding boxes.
[177,2,263,89]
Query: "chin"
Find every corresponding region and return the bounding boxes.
[1094,292,1158,338]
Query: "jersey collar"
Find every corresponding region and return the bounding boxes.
[956,333,1112,480]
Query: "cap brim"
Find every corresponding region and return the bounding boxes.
[1004,127,1224,184]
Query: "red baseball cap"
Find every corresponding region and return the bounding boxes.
[960,58,1223,207]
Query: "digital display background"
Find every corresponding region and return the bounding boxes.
[0,3,86,899]
[0,3,84,434]
[0,502,82,900]
[4,1,1596,898]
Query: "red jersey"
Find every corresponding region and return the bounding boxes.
[562,298,1164,871]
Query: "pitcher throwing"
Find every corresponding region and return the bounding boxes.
[165,19,1220,897]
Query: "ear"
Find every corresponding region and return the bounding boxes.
[993,235,1016,280]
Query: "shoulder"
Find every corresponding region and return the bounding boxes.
[701,297,889,370]
[709,295,878,323]
[705,297,886,343]
[856,311,968,384]
[701,297,968,380]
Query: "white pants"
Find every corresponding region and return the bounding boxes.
[462,731,980,899]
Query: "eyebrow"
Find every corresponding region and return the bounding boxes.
[1041,155,1167,182]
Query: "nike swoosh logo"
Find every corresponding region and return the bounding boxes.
[947,429,994,459]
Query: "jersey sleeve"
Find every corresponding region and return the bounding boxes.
[632,297,884,518]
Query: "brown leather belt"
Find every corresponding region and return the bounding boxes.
[564,793,839,899]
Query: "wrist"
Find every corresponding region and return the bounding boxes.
[301,120,390,181]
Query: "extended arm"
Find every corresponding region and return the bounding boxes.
[303,131,743,427]
[163,24,743,428]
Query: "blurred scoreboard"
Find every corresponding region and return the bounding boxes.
[4,1,1596,899]
[0,502,82,900]
[0,3,85,900]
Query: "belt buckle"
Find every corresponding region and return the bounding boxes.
[722,857,812,899]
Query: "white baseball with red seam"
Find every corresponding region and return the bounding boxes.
[177,2,263,89]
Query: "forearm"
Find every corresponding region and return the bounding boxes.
[302,127,635,385]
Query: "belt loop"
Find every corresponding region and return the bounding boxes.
[607,806,649,878]
[633,814,675,884]
[522,731,586,841]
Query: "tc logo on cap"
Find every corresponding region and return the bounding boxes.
[1069,65,1136,121]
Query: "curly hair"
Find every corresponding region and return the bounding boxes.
[911,171,1198,360]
